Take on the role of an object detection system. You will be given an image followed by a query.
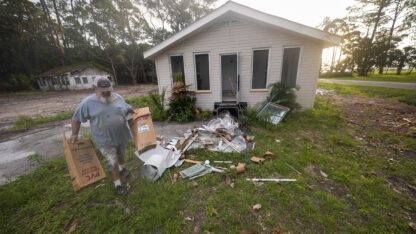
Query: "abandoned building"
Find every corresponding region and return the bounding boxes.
[144,1,340,111]
[37,63,112,91]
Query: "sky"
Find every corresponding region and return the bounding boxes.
[216,0,355,29]
[216,0,356,66]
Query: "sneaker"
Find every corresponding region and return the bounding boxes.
[119,168,131,179]
[115,185,126,196]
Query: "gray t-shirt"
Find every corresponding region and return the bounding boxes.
[73,93,132,147]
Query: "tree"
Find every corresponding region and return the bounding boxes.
[143,0,216,44]
[396,46,415,74]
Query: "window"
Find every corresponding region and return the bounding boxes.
[38,78,45,86]
[74,77,81,84]
[170,55,185,83]
[281,47,301,87]
[82,77,88,84]
[194,54,210,90]
[63,77,69,85]
[252,49,269,89]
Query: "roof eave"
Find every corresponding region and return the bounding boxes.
[143,1,341,59]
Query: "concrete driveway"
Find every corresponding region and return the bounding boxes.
[0,121,204,185]
[319,79,416,90]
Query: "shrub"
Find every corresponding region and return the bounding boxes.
[320,72,353,78]
[266,82,301,112]
[149,88,167,121]
[167,79,196,122]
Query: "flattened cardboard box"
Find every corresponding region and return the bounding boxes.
[132,107,156,152]
[63,137,106,191]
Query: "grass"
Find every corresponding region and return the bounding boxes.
[12,110,74,131]
[318,82,416,106]
[1,97,415,232]
[320,72,416,83]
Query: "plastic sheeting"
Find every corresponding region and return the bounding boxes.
[137,143,181,181]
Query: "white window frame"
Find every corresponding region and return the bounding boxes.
[74,77,81,85]
[279,45,302,87]
[82,77,88,84]
[193,52,211,93]
[168,54,185,86]
[250,47,271,91]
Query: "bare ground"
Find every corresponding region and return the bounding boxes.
[0,84,157,132]
[324,94,416,201]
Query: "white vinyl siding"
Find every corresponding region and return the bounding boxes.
[154,15,323,110]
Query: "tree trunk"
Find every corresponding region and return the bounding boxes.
[330,46,336,73]
[380,0,402,74]
[52,0,68,49]
[378,67,384,74]
[397,59,405,75]
[39,0,64,61]
[370,0,388,43]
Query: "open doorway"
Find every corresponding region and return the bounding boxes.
[221,54,238,102]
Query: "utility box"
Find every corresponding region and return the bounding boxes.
[131,107,157,153]
[63,137,106,191]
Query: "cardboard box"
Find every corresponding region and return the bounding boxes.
[132,107,157,152]
[63,136,106,191]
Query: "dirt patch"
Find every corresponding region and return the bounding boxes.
[0,84,157,132]
[329,95,416,136]
[386,176,416,202]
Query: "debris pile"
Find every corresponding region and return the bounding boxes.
[316,89,336,96]
[135,111,296,183]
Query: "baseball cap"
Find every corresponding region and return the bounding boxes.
[94,77,113,91]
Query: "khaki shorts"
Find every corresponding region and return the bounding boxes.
[97,145,126,171]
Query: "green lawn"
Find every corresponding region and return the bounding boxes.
[320,73,416,83]
[1,97,415,233]
[318,83,416,106]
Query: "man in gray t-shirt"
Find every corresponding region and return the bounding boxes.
[71,77,132,195]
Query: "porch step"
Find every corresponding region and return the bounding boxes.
[214,102,247,118]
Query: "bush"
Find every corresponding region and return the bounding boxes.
[266,82,301,112]
[149,88,167,120]
[126,95,165,121]
[166,79,196,122]
[320,72,353,78]
[196,109,212,121]
[0,74,35,92]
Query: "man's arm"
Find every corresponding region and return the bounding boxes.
[71,119,81,143]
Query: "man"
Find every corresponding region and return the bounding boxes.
[71,77,132,195]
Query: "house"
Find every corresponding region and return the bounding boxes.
[37,63,112,91]
[144,1,340,111]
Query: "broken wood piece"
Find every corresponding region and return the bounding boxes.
[183,159,202,164]
[236,163,246,173]
[403,118,412,123]
[244,135,255,143]
[179,139,186,147]
[252,203,262,211]
[246,178,297,182]
[221,136,241,153]
[264,151,274,159]
[250,156,266,163]
[173,173,179,182]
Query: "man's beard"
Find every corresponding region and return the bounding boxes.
[99,96,112,104]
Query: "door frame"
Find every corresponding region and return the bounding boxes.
[219,52,239,102]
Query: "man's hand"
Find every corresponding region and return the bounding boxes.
[70,134,78,144]
[71,119,81,143]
